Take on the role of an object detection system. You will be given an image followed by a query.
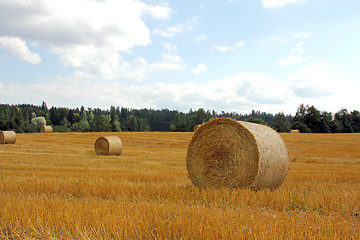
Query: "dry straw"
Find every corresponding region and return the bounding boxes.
[0,131,16,144]
[94,136,123,156]
[186,118,289,190]
[41,126,53,133]
[193,125,201,132]
[291,129,300,133]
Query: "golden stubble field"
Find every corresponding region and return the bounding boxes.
[0,132,359,239]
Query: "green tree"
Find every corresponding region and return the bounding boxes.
[0,105,10,130]
[245,117,267,126]
[272,113,291,132]
[350,110,360,133]
[31,117,46,130]
[92,115,111,132]
[320,111,333,133]
[189,108,213,130]
[126,115,139,131]
[50,107,69,126]
[171,112,187,132]
[88,111,95,130]
[40,101,49,120]
[335,108,353,133]
[110,106,121,132]
[291,104,315,133]
[304,105,322,133]
[71,119,90,132]
[138,118,151,131]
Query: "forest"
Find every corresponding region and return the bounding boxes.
[1,101,360,133]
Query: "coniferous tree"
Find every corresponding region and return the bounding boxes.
[272,113,291,132]
[110,106,121,132]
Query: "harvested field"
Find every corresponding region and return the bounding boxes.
[0,132,359,239]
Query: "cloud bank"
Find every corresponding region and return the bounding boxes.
[0,36,41,64]
[0,0,171,79]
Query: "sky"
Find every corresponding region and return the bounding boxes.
[0,0,360,115]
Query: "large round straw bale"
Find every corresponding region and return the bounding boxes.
[41,125,53,133]
[291,129,300,133]
[186,118,289,190]
[94,136,122,156]
[0,131,16,144]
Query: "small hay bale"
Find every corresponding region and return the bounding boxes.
[41,125,53,133]
[0,131,16,144]
[186,118,289,190]
[291,129,300,133]
[193,125,202,132]
[94,136,123,156]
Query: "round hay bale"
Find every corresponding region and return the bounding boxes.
[193,124,201,132]
[41,125,53,133]
[94,136,122,156]
[0,131,16,144]
[186,118,289,190]
[291,129,300,133]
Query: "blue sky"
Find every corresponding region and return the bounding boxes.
[0,0,360,115]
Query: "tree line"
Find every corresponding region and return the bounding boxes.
[1,102,360,133]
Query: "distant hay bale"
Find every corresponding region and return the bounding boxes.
[291,129,300,133]
[0,131,16,144]
[186,118,289,190]
[41,126,53,133]
[94,136,123,156]
[193,125,202,132]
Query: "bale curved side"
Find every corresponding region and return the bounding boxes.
[193,125,201,132]
[186,118,289,190]
[41,126,53,133]
[94,136,122,156]
[291,129,300,133]
[0,131,16,144]
[239,121,289,189]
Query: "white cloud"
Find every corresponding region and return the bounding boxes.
[211,45,234,52]
[0,36,41,64]
[142,3,171,19]
[161,54,183,64]
[152,28,181,37]
[2,61,358,114]
[277,41,309,67]
[211,41,244,52]
[271,37,286,44]
[194,34,208,42]
[152,21,193,37]
[0,0,171,79]
[235,41,245,48]
[292,32,311,38]
[287,61,336,97]
[277,55,303,66]
[262,0,306,8]
[290,41,305,53]
[161,42,178,54]
[285,61,360,112]
[192,64,207,74]
[0,71,291,113]
[147,53,183,71]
